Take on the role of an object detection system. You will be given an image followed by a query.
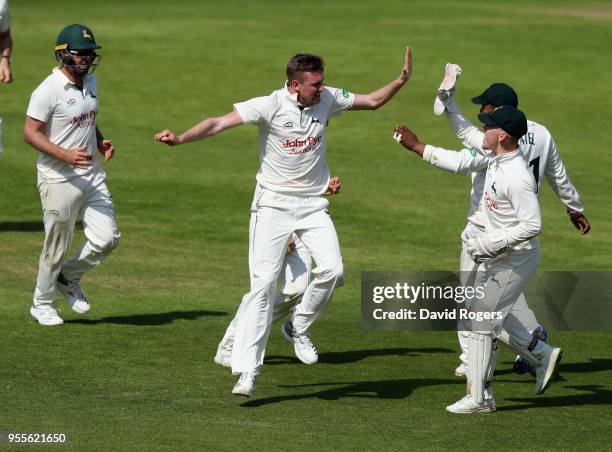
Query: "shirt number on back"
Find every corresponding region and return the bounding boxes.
[529,156,540,193]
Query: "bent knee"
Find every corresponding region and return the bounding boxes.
[93,231,120,254]
[317,262,344,286]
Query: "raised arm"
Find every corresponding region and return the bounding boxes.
[444,97,486,152]
[154,110,244,146]
[350,47,411,111]
[432,64,486,151]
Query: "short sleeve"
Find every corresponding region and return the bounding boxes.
[0,1,10,33]
[326,86,354,117]
[233,95,275,126]
[27,84,54,123]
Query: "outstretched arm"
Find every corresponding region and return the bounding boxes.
[350,47,412,111]
[392,124,489,174]
[154,111,244,146]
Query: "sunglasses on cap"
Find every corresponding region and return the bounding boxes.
[69,49,97,57]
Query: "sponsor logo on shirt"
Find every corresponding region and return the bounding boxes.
[282,135,322,155]
[67,98,76,106]
[342,89,350,98]
[484,191,498,211]
[71,110,98,128]
[283,121,293,128]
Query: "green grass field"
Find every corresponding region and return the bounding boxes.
[1,0,611,450]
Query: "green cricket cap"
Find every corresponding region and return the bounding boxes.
[478,105,528,138]
[55,24,101,51]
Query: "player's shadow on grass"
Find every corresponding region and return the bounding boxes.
[241,378,463,408]
[0,220,84,232]
[0,221,45,232]
[64,310,226,326]
[498,385,612,411]
[264,347,454,366]
[496,358,612,376]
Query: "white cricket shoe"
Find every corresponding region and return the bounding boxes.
[454,364,467,377]
[282,320,318,365]
[30,304,64,326]
[214,349,232,368]
[535,346,562,394]
[232,373,257,397]
[446,394,495,414]
[56,274,90,314]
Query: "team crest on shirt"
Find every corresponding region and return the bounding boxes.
[283,121,293,128]
[67,98,76,106]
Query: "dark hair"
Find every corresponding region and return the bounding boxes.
[286,54,324,81]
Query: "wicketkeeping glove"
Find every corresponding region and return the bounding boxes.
[466,230,509,264]
[433,63,462,116]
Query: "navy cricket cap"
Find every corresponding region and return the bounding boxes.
[471,83,518,108]
[478,106,528,138]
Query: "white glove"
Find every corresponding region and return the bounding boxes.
[467,230,509,264]
[461,222,484,243]
[433,63,462,116]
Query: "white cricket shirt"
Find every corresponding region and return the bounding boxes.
[234,84,354,195]
[27,67,104,183]
[423,97,583,226]
[0,0,10,33]
[482,150,542,251]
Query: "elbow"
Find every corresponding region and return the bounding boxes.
[527,221,542,238]
[23,130,33,145]
[362,96,381,110]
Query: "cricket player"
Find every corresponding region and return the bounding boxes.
[429,65,589,377]
[215,235,312,367]
[155,48,412,397]
[0,0,13,156]
[394,106,562,413]
[215,178,341,368]
[25,24,120,326]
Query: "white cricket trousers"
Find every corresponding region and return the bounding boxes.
[33,174,120,307]
[231,185,343,374]
[217,234,312,354]
[467,248,541,402]
[457,222,540,367]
